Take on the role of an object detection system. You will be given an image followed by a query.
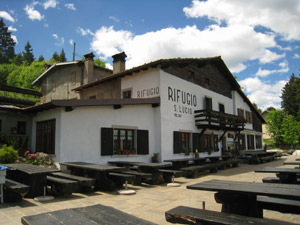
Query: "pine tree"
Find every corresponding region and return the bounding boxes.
[38,55,45,62]
[59,48,67,62]
[52,51,60,62]
[281,73,300,121]
[0,18,16,63]
[23,41,35,65]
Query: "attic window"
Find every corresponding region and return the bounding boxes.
[189,71,195,81]
[204,78,210,88]
[123,89,132,99]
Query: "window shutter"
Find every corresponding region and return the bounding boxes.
[192,133,201,152]
[173,131,181,154]
[205,97,212,110]
[249,111,252,123]
[101,127,113,156]
[200,135,205,152]
[137,129,149,155]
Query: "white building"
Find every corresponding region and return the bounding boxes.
[25,52,264,164]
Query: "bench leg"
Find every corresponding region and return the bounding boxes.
[215,192,262,218]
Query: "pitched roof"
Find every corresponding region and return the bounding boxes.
[32,61,112,85]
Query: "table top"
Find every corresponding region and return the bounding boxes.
[239,150,269,155]
[187,179,300,200]
[109,161,171,168]
[284,161,300,165]
[21,204,156,225]
[60,162,124,172]
[255,167,300,174]
[164,158,191,163]
[3,163,59,175]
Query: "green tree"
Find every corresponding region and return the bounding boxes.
[59,48,67,62]
[94,58,106,68]
[281,73,300,121]
[0,18,16,63]
[282,114,300,149]
[266,109,285,147]
[38,55,45,62]
[51,51,60,62]
[11,53,23,65]
[22,41,35,65]
[0,63,18,85]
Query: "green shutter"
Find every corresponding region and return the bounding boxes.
[137,129,149,155]
[174,131,181,154]
[101,127,113,156]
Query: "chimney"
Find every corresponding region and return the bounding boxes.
[83,52,95,84]
[112,52,127,74]
[44,63,51,72]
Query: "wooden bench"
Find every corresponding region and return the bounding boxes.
[259,155,275,163]
[120,170,152,185]
[180,162,222,178]
[257,196,300,214]
[158,169,183,183]
[46,175,78,195]
[262,176,300,184]
[165,206,295,225]
[50,172,95,192]
[4,178,30,202]
[108,172,135,189]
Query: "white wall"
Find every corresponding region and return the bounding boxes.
[159,71,234,160]
[57,104,159,164]
[121,68,160,99]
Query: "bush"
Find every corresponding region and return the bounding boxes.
[0,144,18,163]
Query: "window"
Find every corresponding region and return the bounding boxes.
[36,119,55,154]
[123,90,132,99]
[204,78,210,88]
[219,104,225,113]
[101,127,149,156]
[256,135,262,149]
[247,134,255,150]
[173,131,191,154]
[71,72,76,84]
[113,129,135,155]
[205,97,212,111]
[237,108,245,119]
[238,134,246,150]
[17,121,26,135]
[245,111,252,123]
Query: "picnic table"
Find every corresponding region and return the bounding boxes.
[4,163,59,198]
[108,161,172,184]
[60,162,125,191]
[187,179,300,218]
[21,203,156,225]
[255,167,300,184]
[239,150,275,164]
[284,161,300,167]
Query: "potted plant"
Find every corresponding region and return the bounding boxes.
[151,153,159,163]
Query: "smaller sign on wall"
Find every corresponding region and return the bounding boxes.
[136,87,159,98]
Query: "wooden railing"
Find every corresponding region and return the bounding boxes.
[194,109,245,130]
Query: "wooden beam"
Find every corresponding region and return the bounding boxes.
[0,96,36,106]
[0,85,42,97]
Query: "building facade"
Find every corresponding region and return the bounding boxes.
[25,52,265,164]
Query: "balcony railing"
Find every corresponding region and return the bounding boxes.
[194,109,246,131]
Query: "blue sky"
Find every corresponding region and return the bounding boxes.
[1,0,300,110]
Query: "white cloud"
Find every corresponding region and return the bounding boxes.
[24,2,44,21]
[184,0,300,41]
[11,35,18,45]
[109,16,120,23]
[239,77,287,110]
[43,0,58,10]
[259,50,285,64]
[293,53,300,59]
[0,11,15,22]
[65,3,76,11]
[90,25,276,72]
[52,33,64,46]
[69,39,74,45]
[8,26,17,32]
[76,27,94,36]
[256,61,289,77]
